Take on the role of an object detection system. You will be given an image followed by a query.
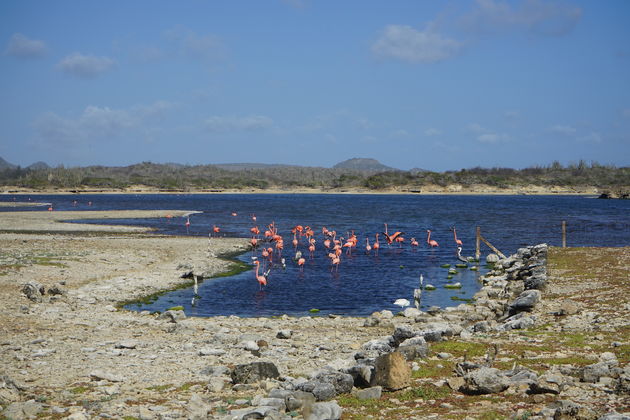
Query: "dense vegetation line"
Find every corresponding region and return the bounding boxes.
[1,160,628,192]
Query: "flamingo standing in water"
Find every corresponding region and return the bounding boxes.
[410,237,419,247]
[426,230,439,247]
[253,261,267,289]
[365,238,372,254]
[213,225,220,237]
[292,232,299,250]
[185,216,190,233]
[451,227,463,247]
[373,233,380,255]
[297,257,306,271]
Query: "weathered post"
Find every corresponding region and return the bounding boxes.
[475,226,481,261]
[562,221,567,248]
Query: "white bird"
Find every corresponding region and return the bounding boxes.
[413,274,423,309]
[394,298,410,309]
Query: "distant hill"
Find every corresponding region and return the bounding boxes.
[215,163,304,171]
[27,161,50,170]
[409,167,430,174]
[333,158,396,171]
[0,157,17,170]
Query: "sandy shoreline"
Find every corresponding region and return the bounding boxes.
[0,210,628,419]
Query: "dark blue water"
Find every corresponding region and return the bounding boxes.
[3,194,629,317]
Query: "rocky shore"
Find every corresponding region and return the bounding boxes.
[0,183,603,196]
[0,213,628,419]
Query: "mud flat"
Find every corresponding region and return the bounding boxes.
[0,210,628,419]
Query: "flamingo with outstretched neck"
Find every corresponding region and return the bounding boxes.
[452,227,463,247]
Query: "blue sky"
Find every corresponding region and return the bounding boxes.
[1,0,629,171]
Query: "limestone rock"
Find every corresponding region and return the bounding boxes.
[21,281,45,303]
[373,351,411,390]
[313,371,354,395]
[397,336,428,361]
[2,400,43,420]
[276,329,292,339]
[304,401,342,420]
[158,310,186,323]
[297,381,336,401]
[89,369,125,382]
[461,367,509,394]
[354,386,382,400]
[231,361,280,384]
[508,290,541,314]
[486,254,500,263]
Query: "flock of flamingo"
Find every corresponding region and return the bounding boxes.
[186,213,468,290]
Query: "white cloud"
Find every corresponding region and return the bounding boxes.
[372,24,462,63]
[5,33,47,58]
[466,122,508,143]
[550,124,576,135]
[477,133,501,143]
[391,129,409,138]
[34,101,173,146]
[424,128,442,136]
[58,53,115,78]
[578,132,603,144]
[467,123,486,134]
[461,0,582,36]
[165,26,224,61]
[204,115,274,132]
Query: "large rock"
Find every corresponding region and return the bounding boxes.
[89,370,125,382]
[186,394,211,420]
[2,400,43,420]
[397,336,428,361]
[347,364,373,388]
[361,338,393,356]
[392,326,416,345]
[304,401,342,420]
[158,310,186,323]
[461,367,510,394]
[313,371,354,395]
[354,386,382,400]
[486,254,500,264]
[21,282,45,302]
[231,361,280,384]
[297,381,336,401]
[581,360,618,383]
[508,290,541,314]
[373,352,411,390]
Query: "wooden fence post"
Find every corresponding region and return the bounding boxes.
[476,226,481,261]
[562,221,566,248]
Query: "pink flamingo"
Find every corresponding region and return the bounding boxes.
[365,238,372,253]
[426,230,439,247]
[253,261,267,289]
[330,255,340,271]
[308,238,316,257]
[452,227,463,247]
[213,225,220,237]
[410,237,419,247]
[292,232,299,250]
[373,233,380,255]
[297,257,306,271]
